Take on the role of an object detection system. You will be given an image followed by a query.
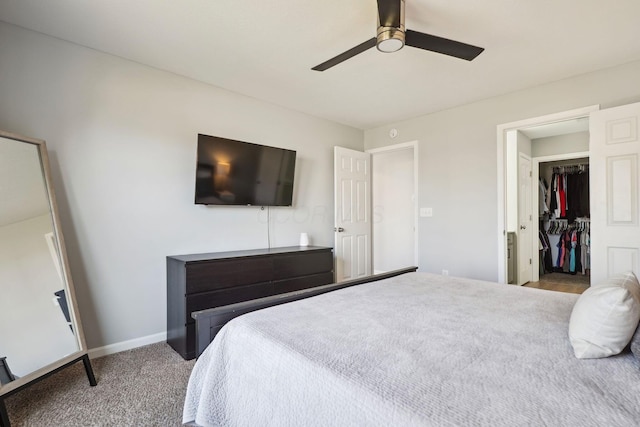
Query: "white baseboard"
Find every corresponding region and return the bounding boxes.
[88,331,166,359]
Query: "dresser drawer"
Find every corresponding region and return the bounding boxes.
[186,257,273,293]
[186,281,274,322]
[272,250,333,280]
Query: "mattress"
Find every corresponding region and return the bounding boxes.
[183,272,640,426]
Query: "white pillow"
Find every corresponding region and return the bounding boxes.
[569,271,640,359]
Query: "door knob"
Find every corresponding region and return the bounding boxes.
[334,227,345,232]
[520,225,527,230]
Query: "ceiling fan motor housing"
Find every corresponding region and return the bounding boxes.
[377,0,405,53]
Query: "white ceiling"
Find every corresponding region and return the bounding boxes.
[1,0,640,130]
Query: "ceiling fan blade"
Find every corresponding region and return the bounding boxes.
[377,0,402,28]
[405,29,484,61]
[311,38,377,71]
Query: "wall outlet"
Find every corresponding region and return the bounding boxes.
[442,269,449,276]
[420,207,433,217]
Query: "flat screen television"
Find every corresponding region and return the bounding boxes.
[195,134,296,206]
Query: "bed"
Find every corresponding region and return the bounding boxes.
[183,271,640,426]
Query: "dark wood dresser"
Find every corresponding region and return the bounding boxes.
[167,246,334,360]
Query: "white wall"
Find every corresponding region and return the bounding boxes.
[0,215,78,376]
[532,131,589,157]
[0,22,363,350]
[364,58,640,281]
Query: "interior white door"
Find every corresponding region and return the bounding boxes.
[590,102,640,284]
[517,153,533,285]
[334,146,372,282]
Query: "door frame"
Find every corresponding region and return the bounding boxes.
[366,141,419,270]
[496,105,599,283]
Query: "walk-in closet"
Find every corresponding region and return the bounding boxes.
[505,117,591,293]
[537,157,590,291]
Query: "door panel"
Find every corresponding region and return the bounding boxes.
[590,102,640,283]
[334,147,371,282]
[517,153,533,285]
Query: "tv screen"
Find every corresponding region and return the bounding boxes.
[195,134,296,206]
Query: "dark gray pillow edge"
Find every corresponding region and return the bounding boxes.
[631,323,640,361]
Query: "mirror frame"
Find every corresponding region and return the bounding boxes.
[0,130,96,426]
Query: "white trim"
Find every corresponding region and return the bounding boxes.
[496,105,599,283]
[533,151,591,164]
[366,140,417,154]
[88,331,166,359]
[366,140,420,268]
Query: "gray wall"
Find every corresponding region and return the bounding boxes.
[364,59,640,281]
[532,131,590,157]
[0,22,363,350]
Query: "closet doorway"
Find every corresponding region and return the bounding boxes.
[533,154,590,293]
[497,105,598,288]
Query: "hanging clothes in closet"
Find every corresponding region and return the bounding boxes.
[539,178,549,216]
[539,162,590,276]
[550,164,589,222]
[541,218,590,275]
[539,224,553,274]
[555,228,578,274]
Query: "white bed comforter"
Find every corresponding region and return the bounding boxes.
[183,272,640,426]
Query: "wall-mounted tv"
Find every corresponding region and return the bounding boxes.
[195,134,296,206]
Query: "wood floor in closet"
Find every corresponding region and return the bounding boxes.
[524,272,590,294]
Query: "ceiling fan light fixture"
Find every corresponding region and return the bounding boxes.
[376,27,405,53]
[311,0,484,71]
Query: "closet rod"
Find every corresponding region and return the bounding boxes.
[551,162,588,167]
[551,163,589,173]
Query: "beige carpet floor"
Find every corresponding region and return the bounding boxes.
[3,343,195,426]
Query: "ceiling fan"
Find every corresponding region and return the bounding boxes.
[312,0,484,71]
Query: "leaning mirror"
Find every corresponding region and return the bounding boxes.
[0,131,96,427]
